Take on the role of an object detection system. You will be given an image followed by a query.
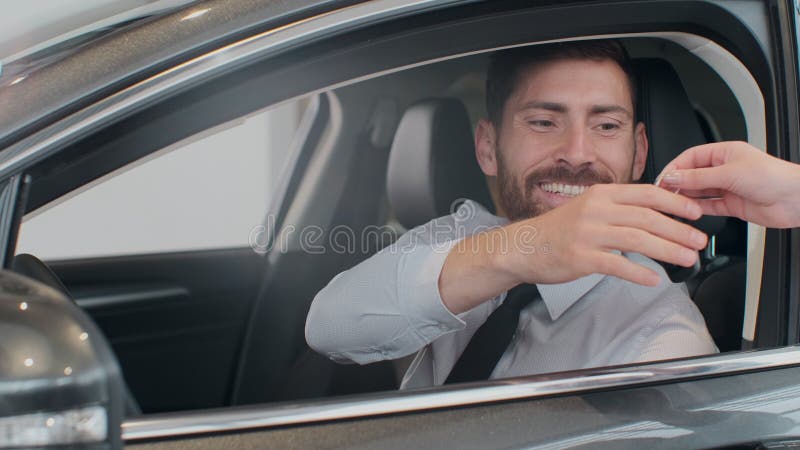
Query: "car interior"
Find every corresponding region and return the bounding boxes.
[10,36,753,414]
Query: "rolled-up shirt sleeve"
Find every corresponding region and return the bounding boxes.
[305,220,467,365]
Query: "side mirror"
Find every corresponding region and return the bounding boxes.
[0,271,124,449]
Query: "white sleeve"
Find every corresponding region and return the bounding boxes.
[630,299,719,364]
[305,217,468,365]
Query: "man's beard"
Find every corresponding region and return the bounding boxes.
[495,149,616,222]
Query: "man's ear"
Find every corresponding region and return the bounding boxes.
[632,122,649,181]
[475,119,499,176]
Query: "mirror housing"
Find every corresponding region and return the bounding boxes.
[0,270,124,449]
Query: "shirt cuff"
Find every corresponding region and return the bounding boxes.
[397,239,466,343]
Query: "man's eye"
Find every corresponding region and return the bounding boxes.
[529,120,555,128]
[598,123,620,131]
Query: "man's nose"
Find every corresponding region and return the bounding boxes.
[555,126,596,167]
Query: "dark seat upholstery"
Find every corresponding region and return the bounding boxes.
[633,58,745,352]
[634,59,710,183]
[387,97,494,229]
[690,258,746,352]
[230,117,398,405]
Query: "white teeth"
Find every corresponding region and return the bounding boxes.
[541,183,588,197]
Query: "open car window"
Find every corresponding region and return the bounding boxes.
[3,2,793,446]
[13,35,758,411]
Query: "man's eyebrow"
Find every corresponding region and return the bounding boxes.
[517,102,632,118]
[518,101,567,113]
[589,104,632,118]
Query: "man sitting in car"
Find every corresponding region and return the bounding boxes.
[305,40,718,388]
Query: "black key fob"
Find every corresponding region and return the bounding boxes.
[661,256,701,283]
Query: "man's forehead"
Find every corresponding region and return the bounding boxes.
[509,58,634,111]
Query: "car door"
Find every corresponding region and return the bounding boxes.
[1,1,799,449]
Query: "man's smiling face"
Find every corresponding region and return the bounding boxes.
[476,57,649,221]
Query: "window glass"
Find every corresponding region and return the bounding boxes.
[16,99,307,260]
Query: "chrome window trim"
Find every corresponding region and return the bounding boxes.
[122,346,800,441]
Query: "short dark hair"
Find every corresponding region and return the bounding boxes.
[485,40,637,126]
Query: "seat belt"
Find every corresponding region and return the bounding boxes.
[445,284,541,384]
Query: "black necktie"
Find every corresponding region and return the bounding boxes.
[444,284,542,384]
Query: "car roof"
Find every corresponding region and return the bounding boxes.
[0,0,196,63]
[0,0,355,149]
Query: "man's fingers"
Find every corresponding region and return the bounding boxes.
[607,184,702,220]
[600,226,699,268]
[605,205,707,251]
[593,252,661,287]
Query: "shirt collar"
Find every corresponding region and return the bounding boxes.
[536,273,605,320]
[460,199,608,321]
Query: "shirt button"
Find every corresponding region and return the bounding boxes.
[438,324,449,331]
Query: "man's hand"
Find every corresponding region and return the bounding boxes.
[501,183,706,286]
[439,184,707,315]
[659,141,800,229]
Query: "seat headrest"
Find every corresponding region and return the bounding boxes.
[634,58,708,183]
[634,58,725,235]
[386,98,493,229]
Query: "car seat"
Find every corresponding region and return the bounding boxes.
[229,96,398,405]
[633,58,746,352]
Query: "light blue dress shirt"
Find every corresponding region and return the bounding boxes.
[305,200,718,389]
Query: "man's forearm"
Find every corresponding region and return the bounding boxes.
[306,225,470,363]
[438,223,525,315]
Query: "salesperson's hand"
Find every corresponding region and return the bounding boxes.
[659,141,800,229]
